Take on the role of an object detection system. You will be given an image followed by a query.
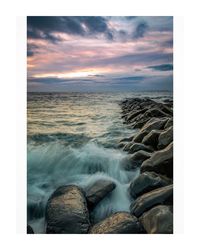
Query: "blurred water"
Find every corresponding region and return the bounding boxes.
[27,91,172,233]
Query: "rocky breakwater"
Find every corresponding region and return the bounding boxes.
[119,97,173,234]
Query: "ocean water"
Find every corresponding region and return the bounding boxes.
[27,91,172,233]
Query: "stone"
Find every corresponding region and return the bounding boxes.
[130,184,173,217]
[128,143,153,154]
[85,180,116,209]
[141,118,168,133]
[121,150,152,171]
[133,130,149,143]
[129,172,172,199]
[89,212,145,234]
[143,108,170,118]
[157,126,173,149]
[140,205,173,234]
[123,142,133,152]
[142,129,161,148]
[46,185,90,234]
[141,142,173,178]
[127,108,148,122]
[164,118,173,129]
[27,225,34,234]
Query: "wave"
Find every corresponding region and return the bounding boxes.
[27,141,139,229]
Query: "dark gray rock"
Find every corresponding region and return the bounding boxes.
[127,108,148,122]
[27,225,34,234]
[133,130,149,143]
[89,212,145,234]
[140,205,173,234]
[141,118,168,133]
[157,126,173,149]
[123,142,133,152]
[143,108,170,119]
[130,184,173,217]
[85,180,116,209]
[121,150,152,171]
[164,118,173,129]
[46,185,90,234]
[142,129,161,148]
[129,172,172,199]
[128,143,154,154]
[141,142,173,178]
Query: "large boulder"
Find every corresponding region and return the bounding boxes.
[164,118,173,129]
[142,129,161,149]
[129,172,172,199]
[128,143,153,154]
[130,184,173,217]
[46,185,90,234]
[157,126,173,150]
[133,130,149,143]
[143,108,170,118]
[85,180,116,209]
[127,108,148,122]
[141,118,168,133]
[121,150,152,171]
[89,212,145,234]
[141,142,173,178]
[140,205,173,234]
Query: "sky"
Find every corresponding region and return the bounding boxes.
[27,16,173,92]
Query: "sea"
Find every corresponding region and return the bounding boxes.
[27,91,173,233]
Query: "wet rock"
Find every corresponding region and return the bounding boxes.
[133,130,149,143]
[27,225,34,234]
[164,118,173,129]
[89,212,145,234]
[142,130,161,149]
[119,136,134,143]
[140,205,173,234]
[129,172,172,199]
[130,184,173,217]
[122,150,151,171]
[46,185,90,234]
[128,143,154,154]
[141,117,168,133]
[141,142,173,178]
[127,108,148,122]
[85,180,116,209]
[117,141,127,149]
[157,126,173,149]
[123,142,133,151]
[143,108,170,118]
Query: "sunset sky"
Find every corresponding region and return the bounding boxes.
[27,16,173,92]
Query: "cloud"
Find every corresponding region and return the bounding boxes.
[148,64,173,71]
[27,16,113,42]
[133,21,149,39]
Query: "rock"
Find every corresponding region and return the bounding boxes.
[157,126,173,149]
[123,142,133,151]
[164,118,173,129]
[46,185,90,234]
[119,136,134,143]
[140,205,173,234]
[143,108,170,118]
[89,212,145,234]
[129,172,172,199]
[141,142,173,178]
[85,180,116,209]
[122,150,151,171]
[117,141,127,149]
[130,184,173,217]
[133,130,149,143]
[141,118,168,133]
[142,130,161,148]
[27,225,34,234]
[127,108,148,122]
[128,143,153,154]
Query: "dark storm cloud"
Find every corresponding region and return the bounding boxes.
[27,16,113,42]
[133,21,149,39]
[148,64,173,71]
